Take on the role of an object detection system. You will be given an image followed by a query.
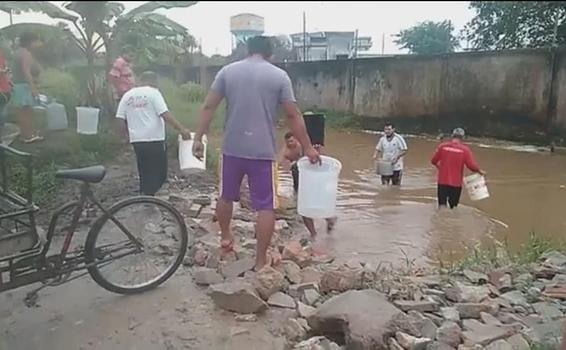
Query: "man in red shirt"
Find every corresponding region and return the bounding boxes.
[108,46,135,104]
[431,128,485,209]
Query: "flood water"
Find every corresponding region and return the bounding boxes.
[276,129,566,266]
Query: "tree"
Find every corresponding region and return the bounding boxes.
[0,1,197,107]
[395,20,459,55]
[464,1,566,50]
[0,22,83,67]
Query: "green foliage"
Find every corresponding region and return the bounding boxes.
[465,1,566,50]
[7,161,57,204]
[438,232,562,273]
[395,20,459,55]
[40,68,80,117]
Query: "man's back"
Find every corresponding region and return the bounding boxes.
[116,86,167,143]
[211,57,295,160]
[432,140,480,187]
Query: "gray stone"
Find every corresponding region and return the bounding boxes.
[522,319,564,346]
[462,321,514,346]
[441,307,461,322]
[456,303,494,319]
[542,251,566,270]
[297,301,316,319]
[192,267,224,286]
[235,314,258,322]
[268,292,296,309]
[302,289,321,306]
[289,283,319,299]
[308,290,403,350]
[253,266,287,300]
[514,273,533,287]
[464,270,489,285]
[425,289,447,298]
[484,340,512,350]
[297,318,311,333]
[394,300,439,313]
[220,258,255,279]
[407,311,438,339]
[488,269,513,292]
[426,342,456,350]
[396,331,433,350]
[436,321,462,348]
[208,281,268,314]
[319,265,363,293]
[533,302,563,321]
[497,313,524,326]
[447,283,490,303]
[551,274,566,285]
[241,238,257,249]
[389,337,405,350]
[294,336,341,350]
[301,267,323,284]
[426,313,445,327]
[410,276,444,288]
[480,312,502,326]
[506,334,530,350]
[205,249,221,269]
[500,291,529,309]
[285,318,308,343]
[279,260,303,284]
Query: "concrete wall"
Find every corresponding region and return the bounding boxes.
[183,48,566,136]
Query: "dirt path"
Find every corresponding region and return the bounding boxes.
[0,150,290,350]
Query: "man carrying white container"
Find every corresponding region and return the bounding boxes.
[192,36,320,270]
[373,122,408,186]
[431,128,486,209]
[116,71,191,196]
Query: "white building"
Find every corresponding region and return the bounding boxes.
[290,31,372,61]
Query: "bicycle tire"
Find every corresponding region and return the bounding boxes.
[84,196,188,294]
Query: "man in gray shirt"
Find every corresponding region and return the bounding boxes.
[193,36,319,270]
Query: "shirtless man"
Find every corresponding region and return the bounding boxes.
[279,131,336,239]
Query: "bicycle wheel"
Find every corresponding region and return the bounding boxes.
[85,196,188,294]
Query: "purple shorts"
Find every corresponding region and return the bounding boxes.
[220,154,278,211]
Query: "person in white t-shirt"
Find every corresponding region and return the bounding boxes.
[116,71,191,196]
[373,122,408,186]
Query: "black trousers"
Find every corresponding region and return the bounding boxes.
[437,184,462,209]
[381,171,402,186]
[132,141,167,196]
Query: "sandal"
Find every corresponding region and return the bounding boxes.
[220,238,236,257]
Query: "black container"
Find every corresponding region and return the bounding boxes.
[304,113,325,146]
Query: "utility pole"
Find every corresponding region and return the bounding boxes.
[302,11,307,61]
[381,32,385,54]
[9,10,13,25]
[353,29,359,59]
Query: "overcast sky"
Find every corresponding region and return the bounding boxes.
[0,1,475,56]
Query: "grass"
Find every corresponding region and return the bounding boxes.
[436,232,565,274]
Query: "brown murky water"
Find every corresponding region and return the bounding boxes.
[277,129,566,266]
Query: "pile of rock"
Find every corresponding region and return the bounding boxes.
[183,198,566,350]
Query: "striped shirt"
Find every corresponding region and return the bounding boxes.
[376,133,408,171]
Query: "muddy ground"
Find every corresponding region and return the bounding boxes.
[0,149,293,350]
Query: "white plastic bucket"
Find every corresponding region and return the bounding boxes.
[297,155,342,218]
[464,173,490,201]
[178,133,207,171]
[376,160,394,176]
[46,101,68,130]
[76,107,100,135]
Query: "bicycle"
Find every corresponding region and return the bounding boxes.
[0,144,209,304]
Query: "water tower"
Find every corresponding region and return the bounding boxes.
[230,13,265,49]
